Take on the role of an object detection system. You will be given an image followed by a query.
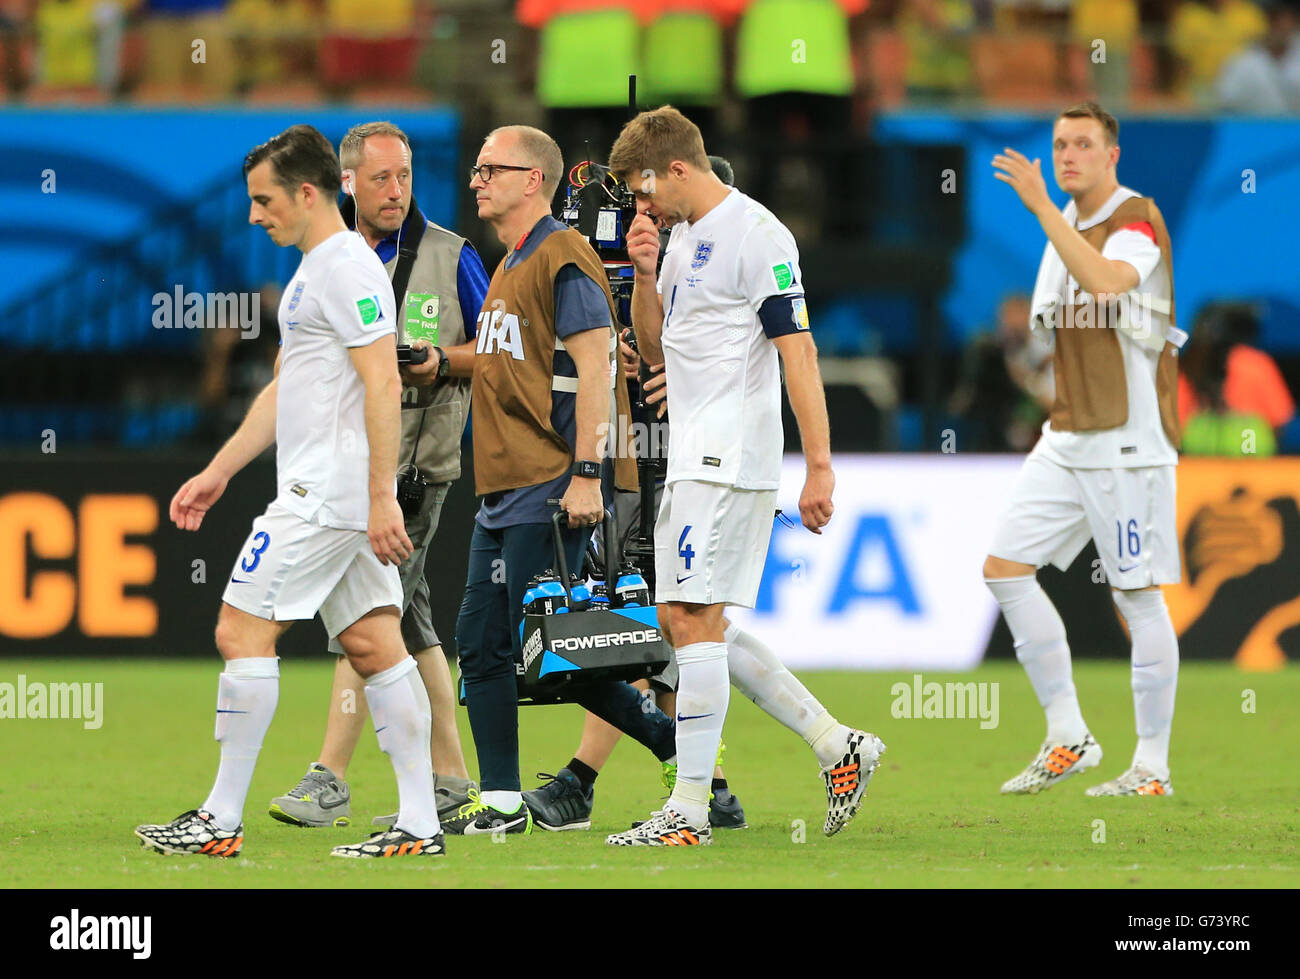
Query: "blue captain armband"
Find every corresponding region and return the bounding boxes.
[759,293,810,339]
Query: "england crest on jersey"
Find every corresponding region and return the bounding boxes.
[287,281,305,314]
[691,240,714,271]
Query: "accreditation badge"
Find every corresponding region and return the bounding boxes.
[404,292,440,344]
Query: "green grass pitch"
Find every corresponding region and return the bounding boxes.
[2,659,1296,888]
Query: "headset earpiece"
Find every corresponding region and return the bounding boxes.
[342,169,355,195]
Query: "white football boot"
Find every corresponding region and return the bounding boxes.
[1001,733,1102,794]
[1085,764,1173,796]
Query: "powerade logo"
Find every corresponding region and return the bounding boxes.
[551,629,659,652]
[522,629,543,670]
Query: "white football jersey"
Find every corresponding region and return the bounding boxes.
[1034,189,1176,470]
[274,230,397,530]
[657,188,805,489]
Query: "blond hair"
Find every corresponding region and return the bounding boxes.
[339,121,412,172]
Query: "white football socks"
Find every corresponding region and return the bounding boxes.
[724,621,848,767]
[365,656,440,838]
[1113,589,1178,779]
[202,656,280,831]
[986,574,1089,745]
[669,641,729,826]
[480,790,524,813]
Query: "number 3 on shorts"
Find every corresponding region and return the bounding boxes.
[678,525,694,570]
[241,531,271,573]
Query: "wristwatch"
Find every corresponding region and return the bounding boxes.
[433,346,451,379]
[570,460,601,479]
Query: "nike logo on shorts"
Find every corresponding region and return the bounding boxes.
[1118,564,1139,573]
[229,577,253,584]
[676,574,696,584]
[676,713,714,722]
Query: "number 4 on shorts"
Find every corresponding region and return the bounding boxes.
[678,525,694,570]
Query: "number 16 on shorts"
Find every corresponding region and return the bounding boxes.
[1116,518,1141,572]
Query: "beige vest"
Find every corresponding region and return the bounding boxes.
[1051,196,1182,450]
[472,228,638,497]
[391,220,474,484]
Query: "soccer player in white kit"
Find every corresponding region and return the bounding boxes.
[603,107,886,847]
[134,125,447,859]
[988,103,1184,797]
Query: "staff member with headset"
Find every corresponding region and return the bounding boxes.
[268,121,490,832]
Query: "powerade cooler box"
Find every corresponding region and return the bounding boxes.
[520,600,666,692]
[459,512,670,706]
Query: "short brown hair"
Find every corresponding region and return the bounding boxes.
[485,125,563,197]
[339,121,412,171]
[1057,102,1119,145]
[608,106,710,186]
[244,124,341,196]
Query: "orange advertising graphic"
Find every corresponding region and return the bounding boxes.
[0,493,158,640]
[1168,459,1300,671]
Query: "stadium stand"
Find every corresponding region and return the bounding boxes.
[0,0,1297,452]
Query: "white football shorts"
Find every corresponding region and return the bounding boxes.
[654,479,778,608]
[221,503,403,637]
[989,455,1180,588]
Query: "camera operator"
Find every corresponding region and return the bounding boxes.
[267,121,489,831]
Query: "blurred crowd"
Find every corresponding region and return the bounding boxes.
[1,0,1298,113]
[5,0,1296,458]
[949,295,1296,456]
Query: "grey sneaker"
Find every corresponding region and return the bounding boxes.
[371,778,479,828]
[269,763,351,827]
